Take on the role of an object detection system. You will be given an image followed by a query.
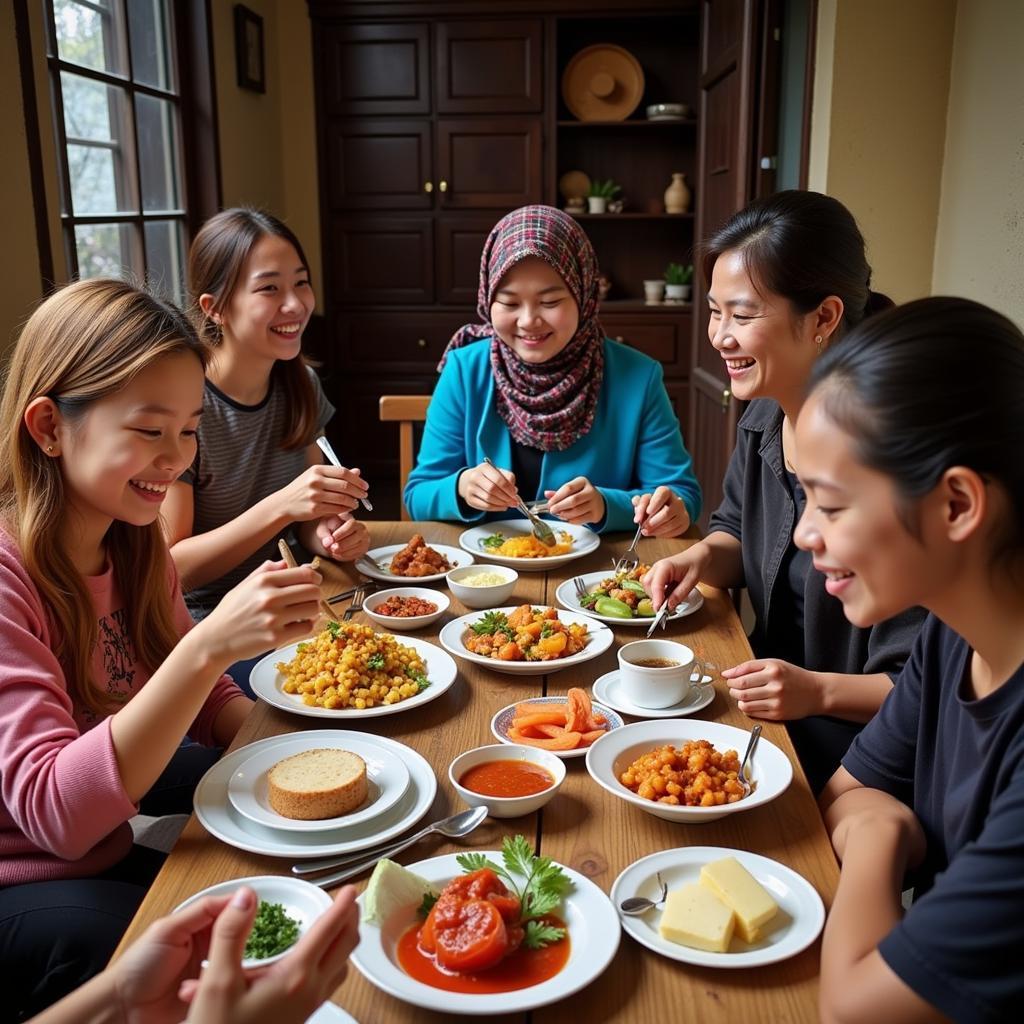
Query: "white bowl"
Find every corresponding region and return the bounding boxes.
[362,587,449,631]
[449,743,566,818]
[586,719,793,823]
[445,564,518,608]
[646,102,690,120]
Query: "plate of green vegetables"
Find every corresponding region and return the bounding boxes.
[555,570,704,626]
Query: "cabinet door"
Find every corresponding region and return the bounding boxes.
[436,118,542,209]
[327,121,432,210]
[600,316,691,377]
[330,216,433,305]
[435,20,543,114]
[436,216,494,305]
[321,24,430,116]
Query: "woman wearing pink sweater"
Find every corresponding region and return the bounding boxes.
[0,280,324,1019]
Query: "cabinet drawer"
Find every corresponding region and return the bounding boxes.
[338,311,468,371]
[601,316,691,375]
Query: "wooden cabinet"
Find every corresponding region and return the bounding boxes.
[311,1,764,498]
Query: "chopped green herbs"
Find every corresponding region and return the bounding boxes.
[326,620,342,639]
[367,652,385,670]
[481,533,506,549]
[405,667,429,691]
[418,891,438,917]
[243,900,300,960]
[471,610,509,636]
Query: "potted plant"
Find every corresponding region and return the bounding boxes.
[587,179,621,214]
[664,262,693,302]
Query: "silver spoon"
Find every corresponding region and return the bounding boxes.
[291,805,489,882]
[619,871,668,916]
[482,456,557,547]
[738,724,763,796]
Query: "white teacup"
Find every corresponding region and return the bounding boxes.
[617,639,706,709]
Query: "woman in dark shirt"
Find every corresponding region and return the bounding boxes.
[645,191,924,792]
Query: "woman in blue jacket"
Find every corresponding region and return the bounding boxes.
[404,205,700,534]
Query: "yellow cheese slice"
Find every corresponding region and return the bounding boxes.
[658,882,735,952]
[700,857,778,943]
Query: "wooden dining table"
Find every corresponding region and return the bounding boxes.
[114,521,839,1022]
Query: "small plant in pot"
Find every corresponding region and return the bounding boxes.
[664,262,693,302]
[587,179,621,214]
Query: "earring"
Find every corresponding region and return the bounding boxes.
[45,445,55,454]
[815,335,823,354]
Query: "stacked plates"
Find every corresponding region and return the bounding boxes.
[194,730,437,858]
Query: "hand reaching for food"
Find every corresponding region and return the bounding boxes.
[722,658,825,720]
[316,515,370,561]
[643,544,712,611]
[544,476,605,526]
[276,464,368,522]
[632,486,690,538]
[458,461,520,511]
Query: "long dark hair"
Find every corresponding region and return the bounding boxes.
[810,296,1024,563]
[702,190,891,334]
[188,207,318,450]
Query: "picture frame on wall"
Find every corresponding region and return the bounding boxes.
[233,4,265,93]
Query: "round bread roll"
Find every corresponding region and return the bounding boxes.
[267,748,368,820]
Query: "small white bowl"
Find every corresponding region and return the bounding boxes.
[445,564,518,609]
[586,719,793,824]
[646,102,690,120]
[450,743,566,818]
[362,587,449,631]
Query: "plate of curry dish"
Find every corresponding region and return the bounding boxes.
[458,520,599,572]
[355,534,472,584]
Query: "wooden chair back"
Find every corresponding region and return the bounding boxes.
[378,395,431,520]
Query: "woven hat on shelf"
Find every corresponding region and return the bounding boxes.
[562,44,645,122]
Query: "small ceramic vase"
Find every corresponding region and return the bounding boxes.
[664,172,692,214]
[587,196,608,214]
[643,280,666,305]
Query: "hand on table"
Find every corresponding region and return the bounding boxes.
[316,515,371,561]
[642,544,711,610]
[276,464,368,522]
[544,477,605,526]
[632,487,690,538]
[458,462,519,511]
[722,658,824,720]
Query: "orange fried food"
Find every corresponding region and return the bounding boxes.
[508,688,609,751]
[389,534,452,577]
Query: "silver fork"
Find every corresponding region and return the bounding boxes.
[738,724,763,796]
[573,576,589,600]
[342,585,367,621]
[611,521,644,575]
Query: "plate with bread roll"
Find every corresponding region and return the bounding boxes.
[227,735,411,832]
[193,730,437,858]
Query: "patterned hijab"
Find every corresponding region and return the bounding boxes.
[438,205,605,452]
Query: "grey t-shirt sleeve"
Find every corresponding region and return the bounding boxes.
[310,366,335,435]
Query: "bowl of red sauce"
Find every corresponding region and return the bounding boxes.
[363,587,449,631]
[450,744,566,818]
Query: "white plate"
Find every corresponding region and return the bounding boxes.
[555,572,704,626]
[592,669,715,719]
[490,696,624,759]
[586,718,793,823]
[611,847,825,968]
[437,606,614,676]
[305,1004,359,1024]
[227,734,411,833]
[458,520,600,571]
[354,543,471,584]
[194,731,437,858]
[351,851,620,1015]
[250,634,458,720]
[174,875,332,968]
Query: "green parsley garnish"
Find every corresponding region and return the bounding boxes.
[326,620,342,639]
[540,620,555,639]
[456,836,570,949]
[471,610,509,636]
[367,652,385,671]
[243,900,300,960]
[481,533,506,550]
[405,667,429,692]
[578,592,599,609]
[418,891,438,917]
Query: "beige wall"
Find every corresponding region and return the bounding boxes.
[210,0,323,307]
[808,0,957,304]
[932,0,1024,328]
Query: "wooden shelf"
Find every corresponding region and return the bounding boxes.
[569,212,694,221]
[599,299,694,311]
[557,119,696,128]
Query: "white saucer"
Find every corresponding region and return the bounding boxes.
[227,734,411,833]
[591,668,715,718]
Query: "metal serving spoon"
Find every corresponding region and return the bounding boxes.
[619,871,668,916]
[483,456,557,547]
[738,724,763,797]
[291,805,488,883]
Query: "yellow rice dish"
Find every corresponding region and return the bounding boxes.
[481,530,574,558]
[276,621,429,710]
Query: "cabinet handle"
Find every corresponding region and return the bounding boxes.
[614,335,624,343]
[416,338,427,349]
[721,388,732,411]
[423,181,433,193]
[438,180,449,193]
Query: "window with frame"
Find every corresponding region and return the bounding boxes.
[44,0,194,303]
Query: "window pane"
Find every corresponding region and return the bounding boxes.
[136,94,181,211]
[128,0,175,91]
[74,222,140,280]
[53,0,124,76]
[61,73,137,213]
[144,219,185,303]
